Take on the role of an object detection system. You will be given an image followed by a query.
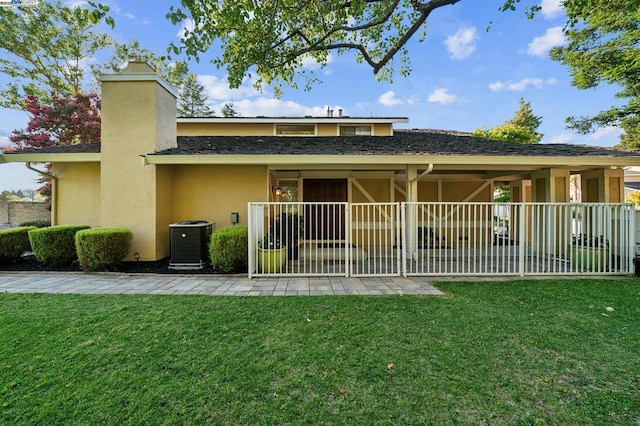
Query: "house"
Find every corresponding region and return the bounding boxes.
[2,62,640,276]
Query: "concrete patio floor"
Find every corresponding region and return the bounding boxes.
[0,272,445,296]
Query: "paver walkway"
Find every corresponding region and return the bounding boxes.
[0,272,444,296]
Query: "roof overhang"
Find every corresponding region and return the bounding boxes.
[177,117,409,124]
[142,154,640,168]
[0,153,101,163]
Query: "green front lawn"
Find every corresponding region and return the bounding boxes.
[1,279,638,424]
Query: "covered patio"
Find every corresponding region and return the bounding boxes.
[248,201,635,278]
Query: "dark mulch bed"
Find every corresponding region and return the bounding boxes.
[0,254,217,275]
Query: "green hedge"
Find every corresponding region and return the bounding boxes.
[28,225,91,266]
[210,226,248,273]
[0,226,36,264]
[19,220,51,228]
[75,228,133,271]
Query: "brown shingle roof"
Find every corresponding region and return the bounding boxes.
[4,131,639,159]
[2,142,101,155]
[149,131,640,158]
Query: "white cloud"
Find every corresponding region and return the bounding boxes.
[223,98,334,117]
[541,0,564,19]
[378,91,403,107]
[590,126,624,140]
[301,53,334,70]
[177,18,195,39]
[527,26,566,57]
[489,77,558,92]
[427,88,457,105]
[199,75,262,101]
[545,133,574,144]
[64,0,88,8]
[444,27,478,60]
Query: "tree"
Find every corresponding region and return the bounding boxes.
[166,0,475,93]
[625,191,640,206]
[0,0,112,109]
[549,0,640,148]
[8,92,101,208]
[9,93,101,151]
[95,39,189,93]
[178,74,213,117]
[508,98,542,136]
[472,98,542,144]
[222,102,240,118]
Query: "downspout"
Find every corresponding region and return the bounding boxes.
[25,162,57,225]
[410,163,434,183]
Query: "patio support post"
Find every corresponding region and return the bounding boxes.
[580,168,624,203]
[406,166,419,260]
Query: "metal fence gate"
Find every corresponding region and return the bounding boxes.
[248,202,635,278]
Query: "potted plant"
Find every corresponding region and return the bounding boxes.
[271,212,303,260]
[257,234,286,273]
[569,233,609,271]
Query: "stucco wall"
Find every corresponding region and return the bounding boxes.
[171,165,267,229]
[54,162,101,226]
[417,180,492,202]
[100,76,177,261]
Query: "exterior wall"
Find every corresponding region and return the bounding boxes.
[317,123,336,136]
[581,168,624,203]
[100,70,177,261]
[178,122,274,136]
[171,165,267,228]
[54,163,101,226]
[351,178,393,203]
[0,201,50,226]
[177,121,395,137]
[373,123,392,136]
[531,169,570,202]
[155,165,175,259]
[417,180,492,202]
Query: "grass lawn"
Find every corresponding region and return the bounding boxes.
[1,279,638,424]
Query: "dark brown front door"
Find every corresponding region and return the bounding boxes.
[303,179,347,240]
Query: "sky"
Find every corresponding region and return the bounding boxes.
[0,0,627,191]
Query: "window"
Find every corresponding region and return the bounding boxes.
[275,124,315,136]
[340,126,372,136]
[278,180,299,202]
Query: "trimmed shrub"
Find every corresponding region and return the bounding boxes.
[0,226,36,264]
[210,226,248,273]
[20,220,51,228]
[29,225,91,266]
[75,228,133,271]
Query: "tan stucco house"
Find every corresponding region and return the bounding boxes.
[2,62,640,276]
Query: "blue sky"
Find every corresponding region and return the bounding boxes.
[0,0,626,191]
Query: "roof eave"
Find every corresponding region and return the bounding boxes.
[0,153,101,163]
[176,117,409,124]
[142,154,640,167]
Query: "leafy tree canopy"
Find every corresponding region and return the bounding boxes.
[473,98,542,144]
[94,39,190,93]
[165,0,537,95]
[9,93,101,151]
[0,0,112,109]
[549,0,640,148]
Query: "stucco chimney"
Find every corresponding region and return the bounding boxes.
[99,61,178,260]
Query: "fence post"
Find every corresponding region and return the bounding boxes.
[345,202,351,277]
[401,202,407,276]
[518,203,525,276]
[247,203,255,279]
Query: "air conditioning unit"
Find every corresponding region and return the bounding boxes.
[169,221,214,270]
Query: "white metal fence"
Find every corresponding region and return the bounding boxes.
[248,202,635,278]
